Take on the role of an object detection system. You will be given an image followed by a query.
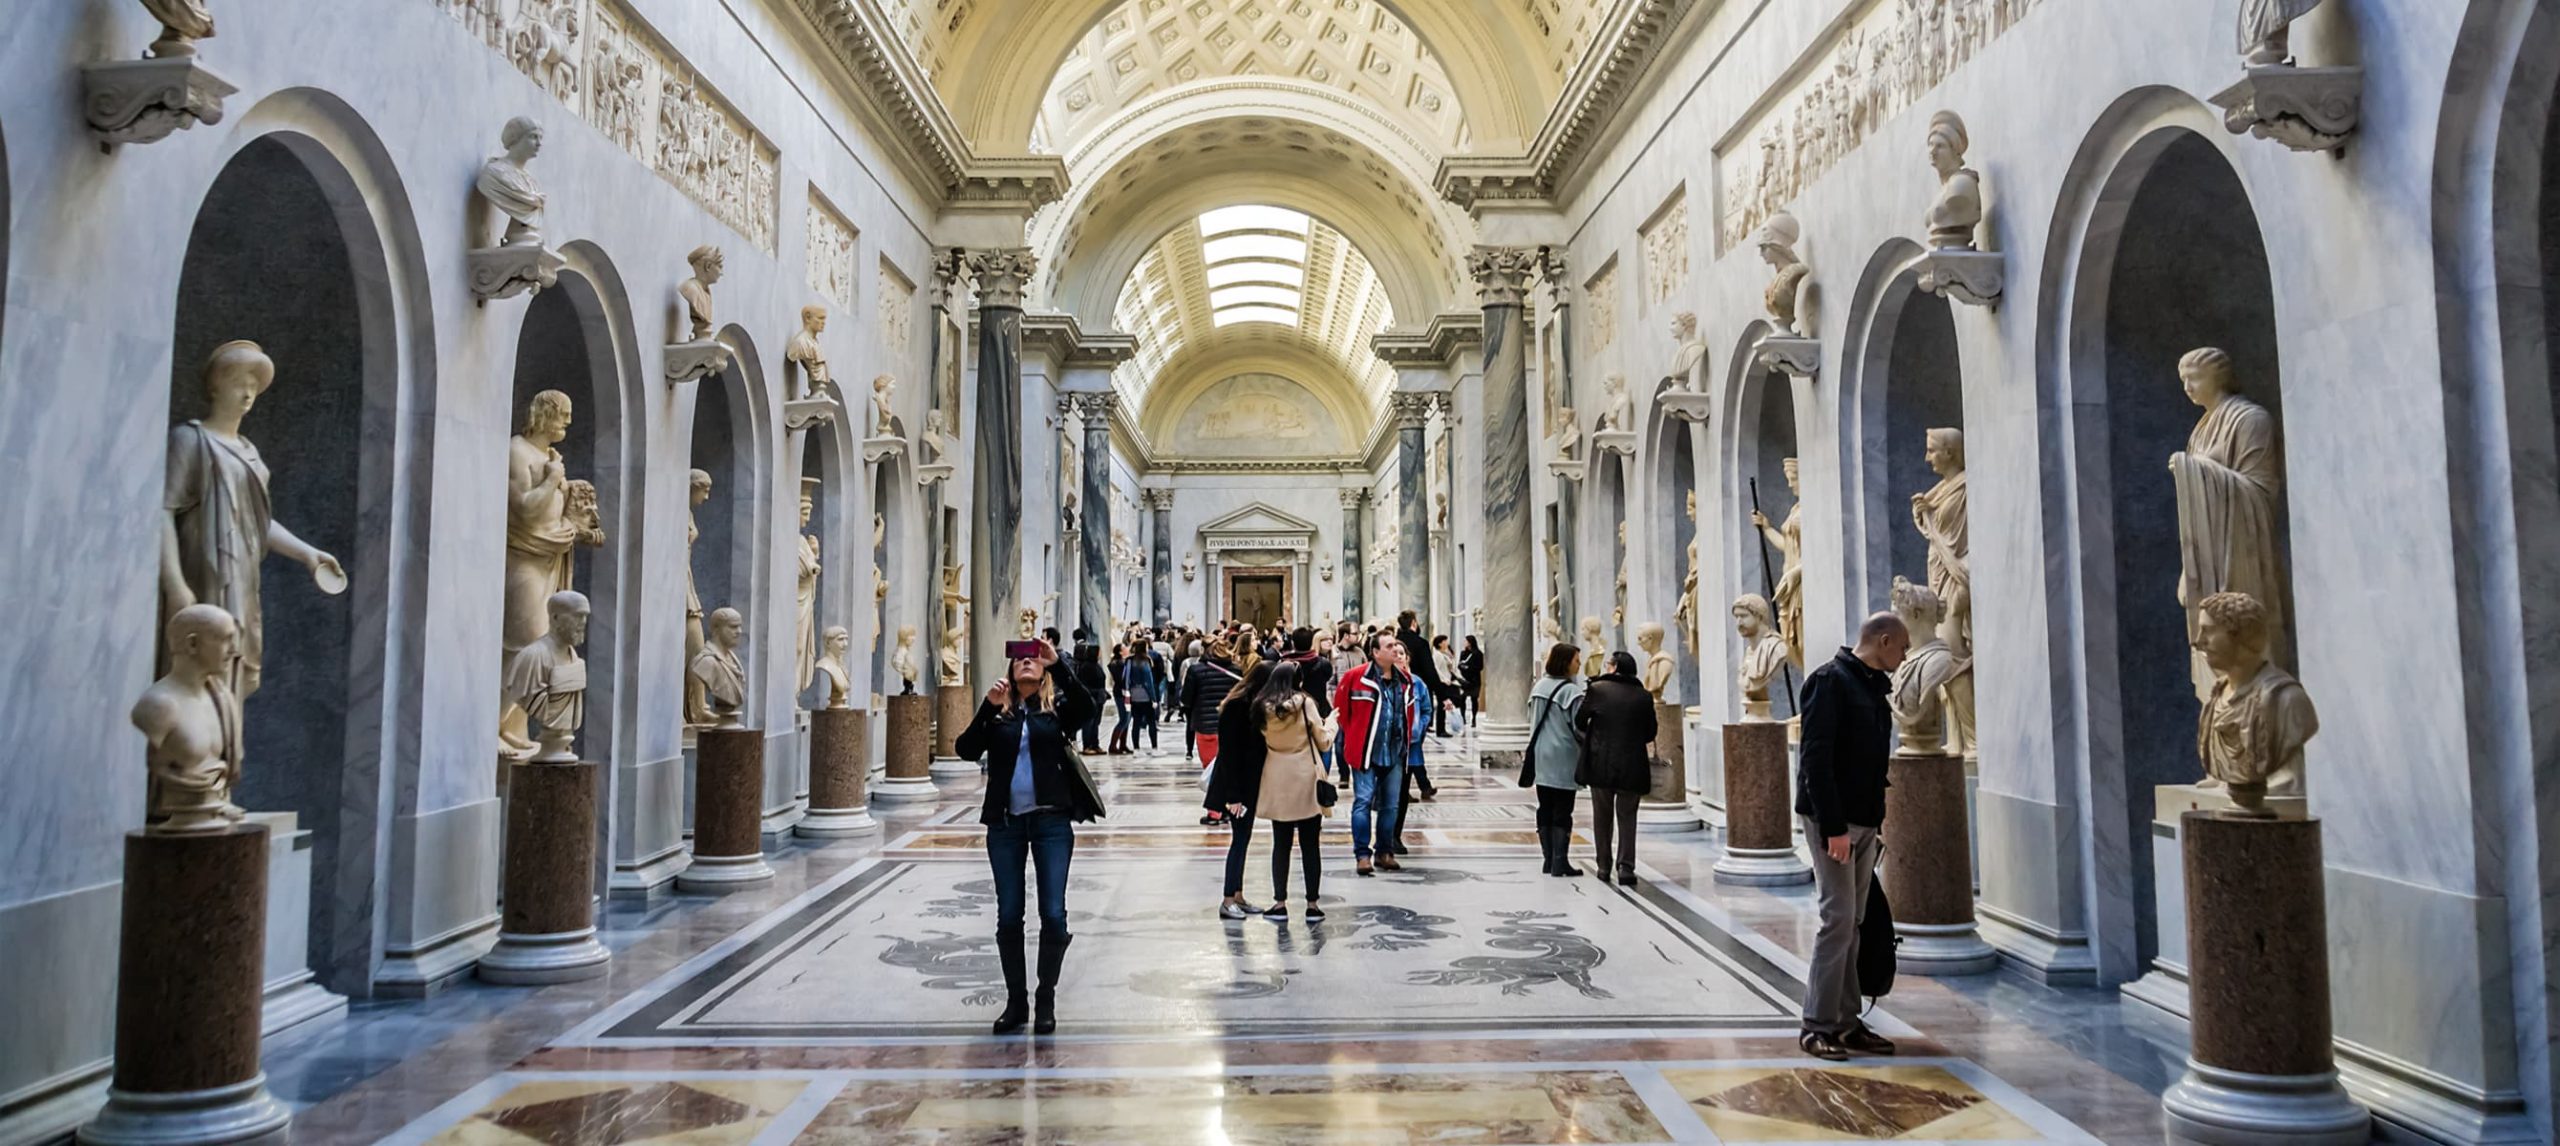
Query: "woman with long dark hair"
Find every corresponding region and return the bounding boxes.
[1459,635,1485,723]
[1526,642,1586,877]
[1205,660,1275,917]
[1245,661,1330,918]
[954,641,1100,1035]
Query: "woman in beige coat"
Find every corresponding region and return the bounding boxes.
[1251,661,1333,919]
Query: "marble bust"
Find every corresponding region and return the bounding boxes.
[891,624,919,695]
[918,408,955,468]
[870,374,903,439]
[1911,427,1971,658]
[1925,111,1983,251]
[1756,213,1812,334]
[1595,372,1634,433]
[1733,594,1790,721]
[2170,347,2287,696]
[1637,622,1673,700]
[476,116,547,248]
[2240,0,2324,67]
[505,590,590,762]
[162,340,345,703]
[815,626,852,710]
[1886,577,1960,756]
[1668,312,1707,393]
[689,607,747,728]
[1182,551,1198,582]
[680,245,722,342]
[2193,591,2318,815]
[785,305,832,403]
[938,564,969,682]
[141,0,215,57]
[1578,616,1607,679]
[1549,405,1581,463]
[1017,608,1040,639]
[132,603,245,833]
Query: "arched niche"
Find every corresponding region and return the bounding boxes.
[868,450,916,704]
[1593,443,1629,648]
[166,125,415,995]
[1721,326,1804,722]
[1646,406,1703,704]
[1841,239,1967,620]
[2046,106,2286,975]
[796,420,853,711]
[689,326,773,725]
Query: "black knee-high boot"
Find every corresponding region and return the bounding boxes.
[991,926,1029,1034]
[1536,822,1559,875]
[1033,931,1073,1034]
[1545,826,1583,877]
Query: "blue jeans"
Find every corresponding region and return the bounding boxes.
[987,811,1075,939]
[1351,764,1405,860]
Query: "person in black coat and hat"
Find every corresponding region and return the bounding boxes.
[1574,651,1657,885]
[955,641,1099,1036]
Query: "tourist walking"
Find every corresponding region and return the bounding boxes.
[1432,634,1464,734]
[1795,612,1910,1061]
[1120,642,1161,751]
[1237,663,1330,918]
[1204,661,1276,917]
[953,640,1102,1036]
[1459,635,1485,723]
[1575,650,1655,885]
[1524,642,1586,877]
[1182,639,1244,824]
[1070,643,1108,753]
[1333,633,1427,875]
[1395,610,1451,738]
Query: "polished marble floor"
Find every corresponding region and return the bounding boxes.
[271,729,2187,1144]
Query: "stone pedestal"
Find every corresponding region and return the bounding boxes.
[799,707,879,838]
[1883,753,1996,975]
[1714,721,1810,886]
[2161,813,2369,1145]
[929,683,977,777]
[873,693,938,803]
[2124,784,2309,1020]
[480,761,610,984]
[80,826,291,1146]
[677,728,774,892]
[1639,702,1702,833]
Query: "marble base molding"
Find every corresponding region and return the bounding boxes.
[2161,813,2368,1145]
[1715,722,1810,886]
[1883,753,1996,976]
[873,694,938,803]
[800,707,880,838]
[480,761,610,985]
[678,728,775,893]
[928,683,976,777]
[1972,788,2099,985]
[1639,703,1702,833]
[79,826,291,1146]
[375,800,502,997]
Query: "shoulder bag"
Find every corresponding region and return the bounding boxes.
[1309,712,1339,811]
[1519,691,1554,789]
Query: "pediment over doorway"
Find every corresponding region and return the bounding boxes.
[1196,502,1320,550]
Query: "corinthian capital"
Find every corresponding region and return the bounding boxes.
[1468,246,1541,308]
[1339,487,1369,509]
[1389,391,1438,429]
[1071,391,1119,420]
[963,248,1038,309]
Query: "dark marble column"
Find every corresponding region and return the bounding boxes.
[1339,487,1366,622]
[1075,392,1115,637]
[83,825,291,1145]
[1391,391,1434,632]
[680,727,774,892]
[966,249,1035,686]
[1470,247,1541,765]
[482,760,611,982]
[875,691,938,802]
[1883,753,1994,973]
[799,706,878,837]
[1147,489,1173,628]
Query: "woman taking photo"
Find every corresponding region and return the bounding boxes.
[1204,661,1274,917]
[1213,662,1332,918]
[954,640,1100,1035]
[1575,650,1658,886]
[1525,642,1586,877]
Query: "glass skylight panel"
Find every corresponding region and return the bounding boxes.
[1208,284,1300,310]
[1199,205,1310,235]
[1202,234,1305,266]
[1213,304,1299,327]
[1205,261,1303,289]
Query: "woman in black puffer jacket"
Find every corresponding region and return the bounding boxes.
[1202,660,1273,917]
[1574,651,1659,886]
[1181,641,1244,823]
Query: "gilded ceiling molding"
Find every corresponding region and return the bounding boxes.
[785,0,1071,212]
[1435,0,1702,213]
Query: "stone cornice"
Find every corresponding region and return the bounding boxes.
[1017,312,1140,367]
[1434,0,1700,213]
[784,0,1068,212]
[1369,312,1484,367]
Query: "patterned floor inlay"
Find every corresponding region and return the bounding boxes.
[1666,1064,2050,1141]
[419,1078,808,1145]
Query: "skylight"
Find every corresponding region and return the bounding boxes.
[1213,304,1300,328]
[1198,205,1310,235]
[1205,261,1304,289]
[1198,206,1312,328]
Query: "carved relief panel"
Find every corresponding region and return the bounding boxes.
[806,190,858,307]
[877,258,916,366]
[1640,191,1688,309]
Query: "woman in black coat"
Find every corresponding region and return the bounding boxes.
[1069,643,1109,752]
[954,642,1099,1035]
[1459,636,1486,721]
[1202,661,1275,917]
[1573,651,1658,886]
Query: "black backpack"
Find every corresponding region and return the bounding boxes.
[1859,874,1899,1000]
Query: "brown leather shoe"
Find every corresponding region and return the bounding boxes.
[1356,860,1374,877]
[1376,854,1403,872]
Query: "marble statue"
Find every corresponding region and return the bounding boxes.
[161,340,345,703]
[476,117,547,247]
[1886,577,1962,756]
[1548,405,1582,464]
[1182,551,1198,582]
[1434,490,1449,530]
[1756,212,1812,334]
[1672,538,1701,648]
[938,563,969,683]
[1911,427,1971,657]
[2193,591,2318,814]
[133,603,245,833]
[1925,111,1983,250]
[869,374,903,439]
[871,511,887,608]
[1596,372,1634,432]
[1667,312,1707,393]
[141,0,215,57]
[1579,616,1608,679]
[815,626,852,710]
[785,305,833,403]
[1613,522,1629,629]
[918,409,955,468]
[1751,458,1807,667]
[2170,347,2287,696]
[685,468,710,668]
[501,389,597,759]
[680,245,722,342]
[1018,608,1040,639]
[1733,594,1791,721]
[505,590,590,762]
[1637,621,1673,699]
[1544,538,1567,640]
[891,624,919,694]
[688,607,746,727]
[795,480,821,693]
[2239,0,2324,67]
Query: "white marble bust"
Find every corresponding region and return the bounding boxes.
[2193,591,2318,816]
[1756,213,1812,334]
[689,607,747,728]
[680,245,722,343]
[1924,111,1983,251]
[785,305,832,403]
[815,626,852,710]
[132,603,246,833]
[1595,372,1634,433]
[1578,616,1607,679]
[891,624,919,694]
[505,590,590,762]
[1637,621,1673,700]
[476,117,547,248]
[1886,578,1959,756]
[141,0,215,58]
[870,374,903,439]
[1734,594,1790,721]
[1668,312,1707,393]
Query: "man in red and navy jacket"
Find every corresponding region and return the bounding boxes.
[1332,631,1429,874]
